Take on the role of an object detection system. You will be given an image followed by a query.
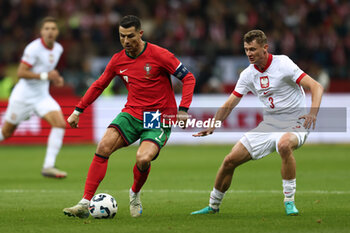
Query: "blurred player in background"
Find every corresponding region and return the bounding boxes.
[191,30,323,216]
[0,17,67,178]
[63,15,196,218]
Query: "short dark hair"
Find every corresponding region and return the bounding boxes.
[243,30,267,46]
[119,15,141,31]
[40,16,57,28]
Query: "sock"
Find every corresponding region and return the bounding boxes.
[83,154,109,201]
[43,127,65,169]
[209,187,225,210]
[0,130,4,141]
[129,188,138,197]
[131,163,151,193]
[79,198,90,205]
[283,179,296,202]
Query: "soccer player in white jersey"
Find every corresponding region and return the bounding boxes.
[191,30,323,216]
[0,17,67,178]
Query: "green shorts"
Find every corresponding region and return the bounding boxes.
[108,112,171,152]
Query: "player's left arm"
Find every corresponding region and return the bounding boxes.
[160,50,196,128]
[299,75,324,129]
[175,64,196,127]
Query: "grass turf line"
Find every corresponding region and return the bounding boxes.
[0,144,349,233]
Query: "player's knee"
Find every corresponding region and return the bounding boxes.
[96,141,113,157]
[136,151,153,165]
[2,129,13,139]
[278,138,294,156]
[1,125,17,139]
[223,155,237,170]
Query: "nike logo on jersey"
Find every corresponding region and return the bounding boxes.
[263,91,270,95]
[120,69,128,73]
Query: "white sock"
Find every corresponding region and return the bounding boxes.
[0,130,4,141]
[209,187,225,210]
[129,188,139,196]
[282,179,296,202]
[79,198,90,205]
[43,127,65,169]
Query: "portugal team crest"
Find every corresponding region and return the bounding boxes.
[260,76,269,88]
[49,54,54,64]
[144,63,152,78]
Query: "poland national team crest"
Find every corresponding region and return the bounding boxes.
[49,54,54,64]
[260,76,269,88]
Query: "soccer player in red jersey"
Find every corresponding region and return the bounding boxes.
[63,15,196,218]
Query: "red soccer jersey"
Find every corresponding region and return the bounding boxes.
[76,42,196,120]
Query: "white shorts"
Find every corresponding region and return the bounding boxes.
[240,121,309,160]
[4,96,61,125]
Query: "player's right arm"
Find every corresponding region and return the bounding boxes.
[67,55,117,128]
[19,42,64,85]
[194,69,250,137]
[193,94,241,137]
[17,63,64,86]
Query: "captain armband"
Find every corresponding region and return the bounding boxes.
[173,63,189,80]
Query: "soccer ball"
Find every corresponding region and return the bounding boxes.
[89,193,118,219]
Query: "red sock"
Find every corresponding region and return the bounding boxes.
[83,154,109,200]
[131,163,151,193]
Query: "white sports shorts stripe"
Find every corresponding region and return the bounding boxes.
[4,96,61,125]
[240,121,309,160]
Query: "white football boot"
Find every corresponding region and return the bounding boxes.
[129,189,142,217]
[63,201,89,218]
[41,167,67,178]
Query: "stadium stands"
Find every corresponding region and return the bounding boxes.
[0,0,349,95]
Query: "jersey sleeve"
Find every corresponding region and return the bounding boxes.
[57,43,64,55]
[158,49,195,111]
[76,55,117,111]
[157,49,183,76]
[178,72,196,111]
[283,56,306,84]
[21,43,37,67]
[233,70,251,97]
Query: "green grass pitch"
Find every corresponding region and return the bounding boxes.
[0,144,349,233]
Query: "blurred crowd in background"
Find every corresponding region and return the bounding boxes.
[0,0,349,97]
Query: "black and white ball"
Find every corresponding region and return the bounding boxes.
[89,193,118,219]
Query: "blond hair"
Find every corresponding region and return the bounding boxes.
[243,30,267,45]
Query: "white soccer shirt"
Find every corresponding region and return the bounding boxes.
[233,54,307,124]
[9,38,63,104]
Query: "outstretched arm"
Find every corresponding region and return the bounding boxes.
[67,56,117,128]
[193,94,242,137]
[299,75,324,129]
